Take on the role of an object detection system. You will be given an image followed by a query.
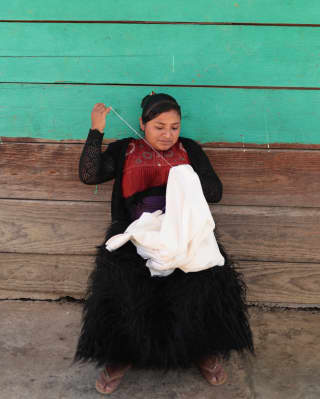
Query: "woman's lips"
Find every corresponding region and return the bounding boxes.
[158,140,172,145]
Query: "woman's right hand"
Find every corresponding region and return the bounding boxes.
[91,103,111,134]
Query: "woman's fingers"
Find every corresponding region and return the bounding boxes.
[93,103,107,110]
[91,103,111,133]
[93,103,111,115]
[104,106,112,116]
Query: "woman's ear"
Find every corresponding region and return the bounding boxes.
[139,117,145,132]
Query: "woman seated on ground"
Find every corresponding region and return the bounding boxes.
[74,93,254,395]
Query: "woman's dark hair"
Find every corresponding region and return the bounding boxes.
[141,92,181,124]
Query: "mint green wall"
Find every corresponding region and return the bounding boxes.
[1,2,320,144]
[2,1,320,23]
[2,24,320,87]
[3,84,320,144]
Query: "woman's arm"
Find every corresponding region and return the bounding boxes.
[79,103,115,185]
[79,129,116,184]
[182,138,223,203]
[198,154,223,203]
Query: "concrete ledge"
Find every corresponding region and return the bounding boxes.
[1,301,320,399]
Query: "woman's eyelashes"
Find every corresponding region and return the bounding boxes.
[155,126,179,131]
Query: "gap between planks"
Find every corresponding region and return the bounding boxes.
[2,20,320,28]
[2,81,320,91]
[3,139,320,151]
[1,197,320,211]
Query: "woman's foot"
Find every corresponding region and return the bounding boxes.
[95,364,131,395]
[198,356,228,386]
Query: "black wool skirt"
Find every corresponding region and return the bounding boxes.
[74,222,254,369]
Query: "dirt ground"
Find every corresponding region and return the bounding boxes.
[1,300,319,399]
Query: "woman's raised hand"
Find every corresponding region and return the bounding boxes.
[91,103,111,134]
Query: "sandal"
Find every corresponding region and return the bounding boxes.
[198,356,228,386]
[95,364,131,395]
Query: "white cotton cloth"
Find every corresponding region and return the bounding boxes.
[106,164,225,277]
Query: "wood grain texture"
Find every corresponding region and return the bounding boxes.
[2,24,320,88]
[213,205,320,263]
[2,84,320,145]
[1,142,320,207]
[0,199,109,255]
[212,148,320,207]
[1,199,320,263]
[0,253,92,299]
[0,141,112,201]
[1,0,320,23]
[238,261,320,306]
[1,253,319,306]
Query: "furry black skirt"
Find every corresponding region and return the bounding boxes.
[74,222,254,369]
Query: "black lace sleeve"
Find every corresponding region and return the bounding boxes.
[79,129,116,185]
[198,154,223,203]
[183,138,223,203]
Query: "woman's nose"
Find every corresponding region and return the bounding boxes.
[162,130,171,138]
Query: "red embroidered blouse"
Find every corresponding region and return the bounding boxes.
[122,138,190,198]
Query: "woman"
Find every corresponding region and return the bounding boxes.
[74,93,254,395]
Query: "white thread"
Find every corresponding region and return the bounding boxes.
[110,106,173,167]
[264,107,271,152]
[240,134,246,152]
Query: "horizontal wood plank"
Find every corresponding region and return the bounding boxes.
[1,142,320,207]
[0,141,96,201]
[0,199,108,255]
[1,200,320,263]
[1,253,319,306]
[0,141,110,201]
[0,253,92,299]
[212,148,320,207]
[2,84,320,145]
[2,24,320,88]
[1,1,320,24]
[213,205,320,263]
[238,261,320,306]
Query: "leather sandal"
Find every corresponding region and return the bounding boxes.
[95,364,131,395]
[198,356,228,386]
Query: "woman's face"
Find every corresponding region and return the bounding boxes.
[140,110,181,151]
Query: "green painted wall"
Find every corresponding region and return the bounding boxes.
[1,2,320,144]
[2,84,320,144]
[2,0,320,24]
[2,24,320,87]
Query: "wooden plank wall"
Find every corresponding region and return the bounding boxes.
[1,140,320,305]
[1,1,320,306]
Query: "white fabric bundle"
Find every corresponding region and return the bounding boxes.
[106,164,225,276]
